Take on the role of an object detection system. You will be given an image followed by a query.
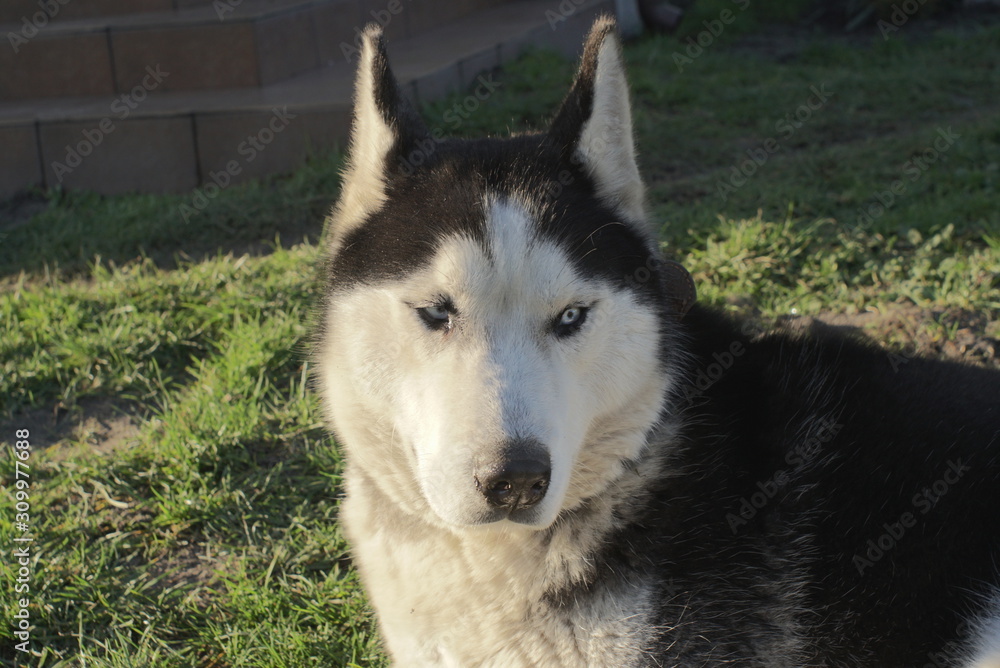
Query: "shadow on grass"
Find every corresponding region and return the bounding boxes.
[0,151,343,281]
[15,401,378,667]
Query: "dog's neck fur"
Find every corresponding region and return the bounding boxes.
[339,415,676,666]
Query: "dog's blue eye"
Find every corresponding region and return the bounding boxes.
[554,306,588,337]
[424,305,449,320]
[417,304,452,330]
[561,307,582,325]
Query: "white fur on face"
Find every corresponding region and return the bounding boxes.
[319,197,670,530]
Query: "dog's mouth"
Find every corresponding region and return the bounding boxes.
[471,504,550,527]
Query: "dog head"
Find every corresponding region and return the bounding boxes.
[317,17,692,530]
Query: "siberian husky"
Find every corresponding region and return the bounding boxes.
[314,16,1000,667]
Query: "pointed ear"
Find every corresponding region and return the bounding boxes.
[328,25,427,253]
[549,17,648,234]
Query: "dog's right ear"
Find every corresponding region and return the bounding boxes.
[548,17,649,237]
[328,25,427,254]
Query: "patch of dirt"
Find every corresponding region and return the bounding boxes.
[777,305,999,369]
[0,396,142,460]
[146,540,228,604]
[2,394,231,599]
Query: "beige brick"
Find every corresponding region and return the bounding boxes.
[405,0,475,38]
[256,10,320,85]
[0,124,43,196]
[0,0,171,22]
[313,1,366,66]
[39,116,198,193]
[0,33,115,99]
[111,23,259,92]
[194,107,350,185]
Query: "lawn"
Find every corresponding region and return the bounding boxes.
[1,8,998,667]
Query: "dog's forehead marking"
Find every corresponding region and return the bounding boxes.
[396,194,586,323]
[399,193,613,317]
[485,196,535,272]
[477,195,584,304]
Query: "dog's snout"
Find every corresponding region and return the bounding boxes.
[476,441,551,510]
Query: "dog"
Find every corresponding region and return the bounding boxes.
[314,16,1000,666]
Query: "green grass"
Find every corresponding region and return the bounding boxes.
[1,248,382,666]
[2,14,999,667]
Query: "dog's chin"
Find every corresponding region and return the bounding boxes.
[502,505,554,529]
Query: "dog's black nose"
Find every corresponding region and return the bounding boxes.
[476,443,551,510]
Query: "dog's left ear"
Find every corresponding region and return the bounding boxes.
[549,16,648,234]
[328,25,428,256]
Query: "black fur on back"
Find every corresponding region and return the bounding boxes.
[584,305,1000,665]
